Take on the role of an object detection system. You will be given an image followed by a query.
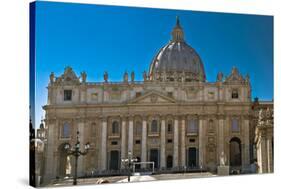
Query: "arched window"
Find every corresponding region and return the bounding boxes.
[231,118,239,132]
[112,121,119,134]
[62,123,70,138]
[209,119,214,132]
[187,119,198,133]
[135,121,142,136]
[167,120,173,133]
[232,89,239,99]
[151,120,158,133]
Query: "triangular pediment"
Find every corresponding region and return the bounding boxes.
[128,90,176,104]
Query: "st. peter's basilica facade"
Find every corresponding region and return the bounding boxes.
[41,17,273,183]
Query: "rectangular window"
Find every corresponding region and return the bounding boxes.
[135,122,142,136]
[136,92,141,98]
[112,121,119,134]
[231,119,239,132]
[151,120,158,133]
[167,124,172,133]
[187,119,198,133]
[189,139,196,143]
[135,140,141,144]
[167,120,173,134]
[167,139,173,143]
[232,89,239,99]
[61,123,70,138]
[111,141,118,145]
[64,90,72,101]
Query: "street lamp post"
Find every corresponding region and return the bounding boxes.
[121,151,137,182]
[64,131,90,185]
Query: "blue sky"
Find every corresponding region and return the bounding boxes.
[33,1,273,129]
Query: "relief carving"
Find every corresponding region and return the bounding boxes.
[150,94,158,103]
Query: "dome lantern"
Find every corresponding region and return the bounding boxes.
[171,16,185,42]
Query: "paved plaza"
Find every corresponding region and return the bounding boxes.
[48,172,216,187]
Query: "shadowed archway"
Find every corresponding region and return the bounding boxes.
[58,143,72,178]
[229,137,242,167]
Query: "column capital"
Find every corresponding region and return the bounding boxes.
[216,114,226,120]
[100,116,108,122]
[128,116,134,121]
[141,114,149,121]
[121,115,129,121]
[178,114,187,120]
[198,114,207,120]
[242,114,250,120]
[75,117,86,123]
[160,114,166,120]
[173,114,180,120]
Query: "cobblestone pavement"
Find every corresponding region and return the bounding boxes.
[47,172,216,187]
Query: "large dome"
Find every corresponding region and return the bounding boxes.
[149,17,206,82]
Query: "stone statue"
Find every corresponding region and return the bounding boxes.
[220,151,227,166]
[266,107,273,124]
[143,71,147,81]
[103,71,108,83]
[181,71,185,82]
[49,72,55,84]
[173,71,177,81]
[81,71,87,83]
[217,72,223,82]
[232,67,238,75]
[65,155,72,175]
[131,71,135,82]
[247,87,251,100]
[245,74,250,83]
[123,71,128,82]
[258,109,266,126]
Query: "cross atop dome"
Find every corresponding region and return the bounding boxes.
[171,16,185,42]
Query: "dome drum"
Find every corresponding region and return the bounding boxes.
[151,70,204,82]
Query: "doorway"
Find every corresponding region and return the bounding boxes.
[166,155,173,168]
[150,149,159,169]
[109,150,120,170]
[187,147,197,168]
[229,137,242,167]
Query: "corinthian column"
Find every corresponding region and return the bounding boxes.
[218,115,225,164]
[180,117,186,167]
[198,117,204,168]
[160,117,166,169]
[121,116,127,168]
[173,117,179,168]
[267,136,273,173]
[141,116,147,168]
[100,117,107,170]
[242,117,250,172]
[128,117,134,154]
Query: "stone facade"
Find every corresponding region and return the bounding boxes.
[40,17,273,183]
[42,66,255,181]
[253,101,274,173]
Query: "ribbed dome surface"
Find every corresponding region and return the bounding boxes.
[149,17,206,82]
